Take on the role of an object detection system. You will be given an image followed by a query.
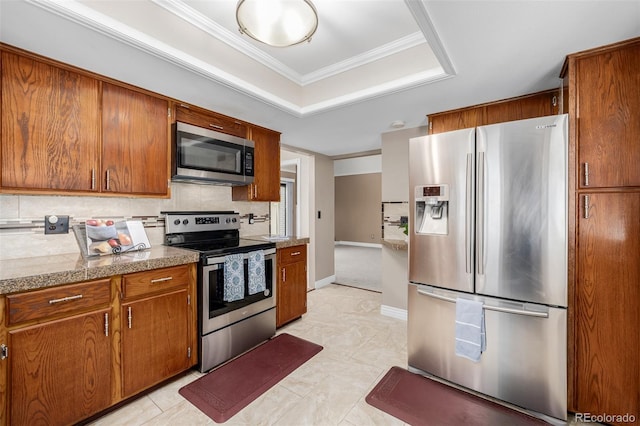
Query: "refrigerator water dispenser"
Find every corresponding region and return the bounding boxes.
[415,184,449,235]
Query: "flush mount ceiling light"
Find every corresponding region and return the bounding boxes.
[236,0,318,47]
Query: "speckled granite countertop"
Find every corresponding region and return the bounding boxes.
[0,246,199,295]
[243,235,310,249]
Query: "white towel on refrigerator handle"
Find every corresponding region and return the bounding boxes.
[455,297,486,362]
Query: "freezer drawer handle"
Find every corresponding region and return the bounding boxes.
[417,289,549,318]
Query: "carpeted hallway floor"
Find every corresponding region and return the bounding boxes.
[334,244,381,292]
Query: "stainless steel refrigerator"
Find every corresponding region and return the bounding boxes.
[408,114,568,421]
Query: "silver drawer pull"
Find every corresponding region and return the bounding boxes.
[291,251,301,256]
[49,294,83,304]
[151,276,173,283]
[209,124,223,130]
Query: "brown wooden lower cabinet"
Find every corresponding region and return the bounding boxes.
[276,245,307,327]
[9,309,112,425]
[0,263,197,426]
[575,191,640,422]
[121,288,191,397]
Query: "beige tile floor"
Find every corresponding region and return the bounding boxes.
[90,284,407,426]
[89,283,592,426]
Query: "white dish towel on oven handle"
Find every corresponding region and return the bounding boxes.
[248,250,266,295]
[224,253,245,302]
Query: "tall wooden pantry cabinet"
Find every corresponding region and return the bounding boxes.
[562,37,640,423]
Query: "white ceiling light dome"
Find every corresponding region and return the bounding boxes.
[236,0,319,47]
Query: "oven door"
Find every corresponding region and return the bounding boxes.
[201,248,276,335]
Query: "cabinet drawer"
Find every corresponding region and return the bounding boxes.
[277,245,307,265]
[175,104,248,138]
[123,265,190,299]
[6,278,111,326]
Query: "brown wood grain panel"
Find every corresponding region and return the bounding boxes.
[6,279,110,325]
[484,91,555,125]
[175,103,248,138]
[102,83,169,196]
[232,125,281,201]
[122,265,189,300]
[1,51,99,191]
[276,246,307,327]
[576,42,640,188]
[576,192,640,420]
[0,296,7,426]
[121,289,190,397]
[278,244,307,265]
[428,107,483,134]
[9,309,111,425]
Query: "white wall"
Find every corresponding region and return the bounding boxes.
[333,155,381,176]
[380,126,427,313]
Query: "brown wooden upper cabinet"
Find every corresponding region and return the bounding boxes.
[1,51,100,192]
[232,125,281,202]
[427,89,560,134]
[0,47,172,197]
[175,102,248,138]
[102,83,170,196]
[562,38,640,189]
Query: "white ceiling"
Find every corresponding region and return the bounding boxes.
[1,1,639,157]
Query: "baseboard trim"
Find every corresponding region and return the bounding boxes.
[381,304,407,321]
[335,241,382,249]
[315,275,336,289]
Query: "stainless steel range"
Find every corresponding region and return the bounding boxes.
[163,211,276,372]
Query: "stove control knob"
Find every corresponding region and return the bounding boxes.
[225,218,231,223]
[232,218,237,223]
[183,219,189,225]
[173,219,181,226]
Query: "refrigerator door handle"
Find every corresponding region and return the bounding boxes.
[465,153,473,274]
[477,152,485,275]
[416,288,549,318]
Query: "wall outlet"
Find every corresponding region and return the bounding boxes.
[44,215,70,234]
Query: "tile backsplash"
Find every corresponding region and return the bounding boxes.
[0,182,270,260]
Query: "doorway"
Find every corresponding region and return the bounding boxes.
[334,243,381,292]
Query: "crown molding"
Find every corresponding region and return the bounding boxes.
[26,0,454,117]
[404,0,456,75]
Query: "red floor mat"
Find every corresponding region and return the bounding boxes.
[366,366,550,425]
[179,333,322,423]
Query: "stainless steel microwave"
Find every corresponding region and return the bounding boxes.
[172,121,254,186]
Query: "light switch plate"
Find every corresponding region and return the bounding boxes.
[44,215,70,234]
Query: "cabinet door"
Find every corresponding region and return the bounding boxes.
[277,261,307,327]
[428,107,483,134]
[175,103,248,138]
[121,289,190,397]
[232,126,281,201]
[484,90,557,125]
[576,192,640,419]
[102,83,170,196]
[576,42,640,188]
[9,309,111,425]
[1,51,100,191]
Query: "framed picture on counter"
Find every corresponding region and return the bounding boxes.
[74,219,151,258]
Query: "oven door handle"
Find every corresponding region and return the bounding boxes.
[205,247,276,266]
